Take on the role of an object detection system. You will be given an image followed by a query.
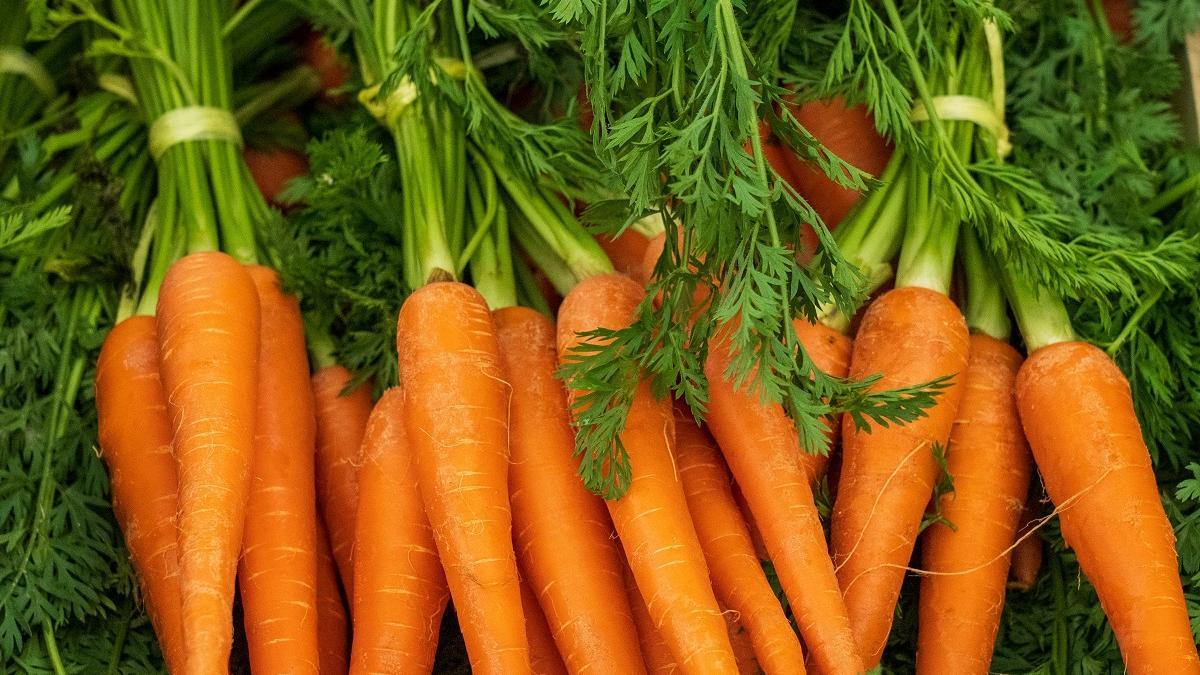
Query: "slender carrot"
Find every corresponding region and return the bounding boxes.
[623,557,677,674]
[155,251,260,674]
[917,334,1031,674]
[95,316,186,674]
[239,266,320,673]
[705,324,862,675]
[312,365,373,600]
[521,578,570,675]
[1016,341,1200,673]
[315,517,350,675]
[350,388,450,673]
[494,306,646,675]
[721,604,760,675]
[829,286,969,667]
[558,274,736,674]
[1007,497,1043,592]
[395,282,528,673]
[672,402,806,675]
[791,318,853,483]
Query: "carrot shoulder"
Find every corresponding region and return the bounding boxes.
[350,388,449,673]
[239,266,320,673]
[312,365,373,599]
[671,402,806,675]
[96,316,186,674]
[705,325,861,675]
[557,273,736,675]
[155,251,260,674]
[494,305,646,675]
[1016,341,1200,674]
[395,282,528,673]
[917,333,1031,674]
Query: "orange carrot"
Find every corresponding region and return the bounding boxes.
[791,318,853,483]
[521,579,570,675]
[672,402,806,675]
[558,274,736,674]
[239,267,320,673]
[1016,341,1200,673]
[623,557,677,674]
[312,365,373,600]
[1007,498,1043,592]
[395,282,528,673]
[596,230,654,283]
[721,604,760,675]
[917,334,1031,674]
[155,251,260,674]
[829,286,969,667]
[705,323,862,675]
[244,146,308,207]
[96,316,186,674]
[494,306,646,674]
[315,517,350,675]
[350,388,449,673]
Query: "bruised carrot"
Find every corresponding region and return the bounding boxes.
[829,286,969,667]
[312,365,373,600]
[672,402,806,675]
[395,282,528,673]
[705,324,862,675]
[96,316,185,674]
[623,557,677,674]
[917,334,1031,674]
[558,274,736,674]
[791,318,853,483]
[1016,341,1200,673]
[239,266,320,673]
[1008,498,1044,591]
[155,251,260,673]
[521,579,569,675]
[350,388,449,673]
[494,306,646,675]
[315,517,350,675]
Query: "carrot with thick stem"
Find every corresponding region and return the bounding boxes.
[350,388,449,673]
[239,266,320,673]
[1003,270,1200,674]
[395,282,529,673]
[312,365,373,600]
[494,306,646,675]
[671,402,806,675]
[521,579,569,675]
[558,274,736,674]
[315,517,350,675]
[96,316,186,674]
[155,251,260,674]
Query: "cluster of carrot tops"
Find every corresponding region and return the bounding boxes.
[4,0,1200,673]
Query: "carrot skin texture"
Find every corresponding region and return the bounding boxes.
[312,365,374,601]
[792,318,853,483]
[721,605,760,675]
[316,517,350,675]
[96,316,186,674]
[240,266,321,673]
[1016,341,1200,674]
[1008,499,1043,591]
[395,282,529,674]
[623,559,677,674]
[829,286,969,668]
[155,251,260,674]
[494,306,647,675]
[596,230,654,283]
[557,274,737,675]
[705,326,861,675]
[350,389,449,673]
[521,579,570,675]
[672,403,806,675]
[917,334,1031,674]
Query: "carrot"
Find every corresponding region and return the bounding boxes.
[95,316,186,674]
[755,119,819,262]
[350,388,449,673]
[521,579,570,675]
[395,282,528,673]
[315,517,350,675]
[829,286,969,667]
[557,274,736,674]
[596,230,654,282]
[243,146,308,208]
[721,605,760,675]
[155,251,260,674]
[671,401,806,675]
[705,324,862,675]
[312,365,373,601]
[1016,341,1200,673]
[623,557,677,674]
[494,306,646,675]
[1007,498,1043,591]
[301,28,349,101]
[238,266,320,673]
[791,318,853,483]
[1100,0,1135,43]
[916,333,1032,674]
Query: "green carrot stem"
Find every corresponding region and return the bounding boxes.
[1000,264,1076,352]
[513,251,553,316]
[960,227,1011,340]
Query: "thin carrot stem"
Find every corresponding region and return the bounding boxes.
[960,227,1010,340]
